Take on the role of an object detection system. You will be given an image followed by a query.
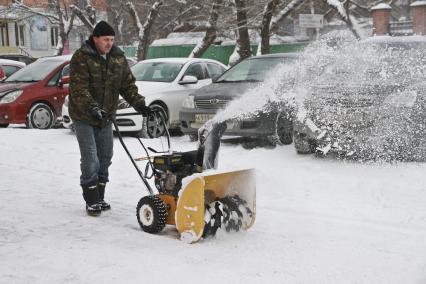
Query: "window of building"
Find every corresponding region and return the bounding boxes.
[0,22,10,47]
[51,26,58,47]
[14,23,25,46]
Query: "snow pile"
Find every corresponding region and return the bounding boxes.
[211,34,426,161]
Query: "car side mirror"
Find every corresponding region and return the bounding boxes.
[179,75,198,85]
[60,75,70,86]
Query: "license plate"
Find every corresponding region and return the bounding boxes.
[195,114,215,123]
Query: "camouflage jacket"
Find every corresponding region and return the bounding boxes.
[69,37,144,127]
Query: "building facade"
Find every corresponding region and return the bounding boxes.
[0,0,106,58]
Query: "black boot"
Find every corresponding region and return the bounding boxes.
[82,185,102,216]
[97,182,111,211]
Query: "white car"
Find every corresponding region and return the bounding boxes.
[116,57,227,137]
[62,57,227,137]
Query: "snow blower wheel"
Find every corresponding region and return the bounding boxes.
[136,195,168,234]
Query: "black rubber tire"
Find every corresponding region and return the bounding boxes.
[268,112,293,146]
[0,123,9,128]
[27,103,56,129]
[146,104,168,138]
[136,195,168,234]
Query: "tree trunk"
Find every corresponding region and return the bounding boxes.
[54,1,75,55]
[189,0,223,58]
[234,0,251,64]
[260,0,280,55]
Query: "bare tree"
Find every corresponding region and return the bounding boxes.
[259,0,281,55]
[324,0,360,39]
[270,0,305,34]
[125,1,163,61]
[189,0,223,58]
[230,0,251,66]
[52,1,76,55]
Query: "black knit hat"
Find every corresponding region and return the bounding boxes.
[93,21,115,37]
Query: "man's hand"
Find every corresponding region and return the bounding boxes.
[133,103,151,117]
[89,106,106,121]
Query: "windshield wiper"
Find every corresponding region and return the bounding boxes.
[216,79,261,83]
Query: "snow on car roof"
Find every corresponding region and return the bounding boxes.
[38,54,73,62]
[0,58,26,67]
[141,57,223,64]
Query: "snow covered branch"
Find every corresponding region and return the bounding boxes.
[70,5,95,31]
[324,0,361,39]
[270,0,305,33]
[189,0,223,58]
[7,2,59,24]
[126,1,163,61]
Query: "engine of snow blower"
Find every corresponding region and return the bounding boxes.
[151,150,201,196]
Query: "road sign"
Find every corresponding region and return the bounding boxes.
[299,14,324,28]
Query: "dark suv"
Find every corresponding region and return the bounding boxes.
[179,53,297,145]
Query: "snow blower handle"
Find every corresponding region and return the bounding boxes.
[110,115,154,195]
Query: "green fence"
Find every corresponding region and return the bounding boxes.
[121,42,309,65]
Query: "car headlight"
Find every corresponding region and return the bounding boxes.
[182,95,195,108]
[0,90,23,104]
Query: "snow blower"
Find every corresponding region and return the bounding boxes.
[112,112,256,243]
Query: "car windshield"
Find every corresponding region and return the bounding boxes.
[5,59,64,82]
[131,62,183,82]
[216,57,293,83]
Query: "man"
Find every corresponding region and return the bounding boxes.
[69,21,150,216]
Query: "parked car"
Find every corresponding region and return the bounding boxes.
[0,53,36,65]
[0,55,71,129]
[61,57,227,137]
[115,57,227,138]
[293,36,426,161]
[0,59,26,80]
[179,53,298,144]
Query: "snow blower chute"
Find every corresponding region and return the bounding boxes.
[112,113,255,243]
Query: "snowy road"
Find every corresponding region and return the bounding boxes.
[1,128,426,284]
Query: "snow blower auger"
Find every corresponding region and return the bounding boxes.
[112,112,256,243]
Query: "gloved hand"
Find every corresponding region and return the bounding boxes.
[89,106,106,122]
[133,103,151,117]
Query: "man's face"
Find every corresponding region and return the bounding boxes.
[93,36,114,55]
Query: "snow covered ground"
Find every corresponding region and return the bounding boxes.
[1,127,426,283]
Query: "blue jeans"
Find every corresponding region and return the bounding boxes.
[74,121,113,187]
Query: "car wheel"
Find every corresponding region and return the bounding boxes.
[0,123,9,128]
[146,104,167,138]
[27,103,56,129]
[294,131,316,154]
[268,112,293,146]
